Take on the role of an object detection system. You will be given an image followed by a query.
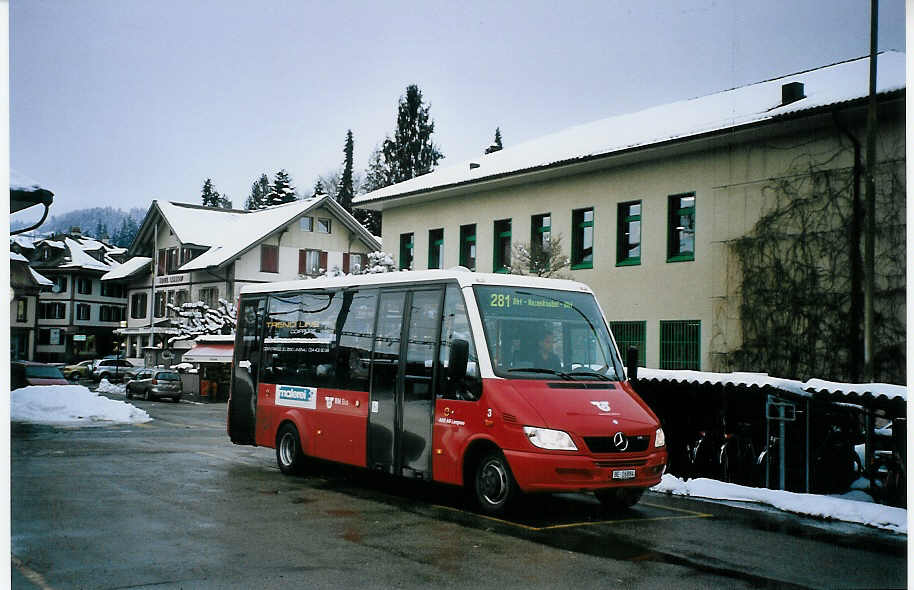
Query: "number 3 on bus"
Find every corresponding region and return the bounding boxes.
[227,270,667,515]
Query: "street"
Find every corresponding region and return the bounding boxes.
[11,395,907,589]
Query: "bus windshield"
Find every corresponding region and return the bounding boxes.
[474,286,624,381]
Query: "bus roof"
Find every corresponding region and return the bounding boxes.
[239,269,595,296]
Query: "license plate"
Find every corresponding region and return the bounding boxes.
[612,469,636,480]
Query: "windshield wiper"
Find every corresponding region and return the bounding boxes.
[567,369,612,381]
[507,367,573,380]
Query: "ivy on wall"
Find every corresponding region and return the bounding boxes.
[727,143,905,384]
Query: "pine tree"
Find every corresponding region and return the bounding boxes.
[217,195,232,209]
[485,127,503,154]
[337,130,355,213]
[312,179,325,197]
[264,169,297,207]
[245,173,271,210]
[201,178,221,207]
[381,85,444,183]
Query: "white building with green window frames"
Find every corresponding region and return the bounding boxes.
[356,53,906,381]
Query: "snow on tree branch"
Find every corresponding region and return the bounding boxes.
[167,298,236,345]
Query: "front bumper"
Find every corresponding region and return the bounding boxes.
[503,448,667,493]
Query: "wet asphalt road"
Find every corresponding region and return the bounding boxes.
[11,393,907,589]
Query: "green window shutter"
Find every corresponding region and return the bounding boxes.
[609,321,646,367]
[659,320,701,370]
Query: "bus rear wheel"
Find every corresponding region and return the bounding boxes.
[595,487,644,510]
[473,450,518,515]
[276,423,306,475]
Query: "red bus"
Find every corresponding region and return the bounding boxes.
[228,270,666,514]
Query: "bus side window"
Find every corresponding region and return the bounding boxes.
[335,289,378,392]
[438,285,481,401]
[263,291,342,387]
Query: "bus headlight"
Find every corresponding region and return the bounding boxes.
[523,426,578,451]
[655,428,666,448]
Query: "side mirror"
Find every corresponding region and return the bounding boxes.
[448,339,469,380]
[626,346,639,381]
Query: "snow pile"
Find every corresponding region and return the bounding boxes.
[96,378,126,395]
[11,385,151,426]
[652,474,906,533]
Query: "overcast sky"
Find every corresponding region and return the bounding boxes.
[10,0,905,217]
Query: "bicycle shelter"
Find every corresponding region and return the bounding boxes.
[632,369,906,503]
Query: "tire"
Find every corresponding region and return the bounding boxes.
[595,488,644,510]
[276,423,306,475]
[473,450,519,515]
[172,397,181,403]
[99,372,110,382]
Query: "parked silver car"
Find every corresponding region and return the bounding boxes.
[126,370,183,402]
[91,359,138,382]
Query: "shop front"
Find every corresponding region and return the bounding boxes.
[181,337,233,402]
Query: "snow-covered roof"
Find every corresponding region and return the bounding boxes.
[638,368,809,397]
[11,252,28,263]
[42,240,65,249]
[355,52,906,207]
[11,236,37,249]
[804,379,906,402]
[101,256,152,281]
[637,368,907,407]
[242,268,594,295]
[29,267,53,286]
[133,197,381,271]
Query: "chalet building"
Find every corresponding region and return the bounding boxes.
[103,196,381,361]
[355,53,906,381]
[11,230,129,362]
[10,247,53,361]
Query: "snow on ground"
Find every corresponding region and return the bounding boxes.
[11,384,151,426]
[96,378,126,396]
[652,474,906,534]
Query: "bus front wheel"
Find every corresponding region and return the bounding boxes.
[474,450,518,515]
[276,423,306,475]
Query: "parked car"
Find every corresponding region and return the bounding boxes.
[62,359,97,381]
[11,361,70,389]
[126,370,183,402]
[91,359,138,382]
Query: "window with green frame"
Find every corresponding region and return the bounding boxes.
[428,228,444,269]
[571,207,594,269]
[531,213,551,251]
[399,233,414,270]
[493,219,511,272]
[609,320,646,367]
[616,201,641,266]
[667,193,695,262]
[459,224,476,270]
[659,320,700,370]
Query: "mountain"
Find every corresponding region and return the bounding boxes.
[10,206,147,247]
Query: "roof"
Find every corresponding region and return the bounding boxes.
[355,52,906,208]
[182,342,233,363]
[101,256,152,281]
[10,169,54,213]
[637,368,906,410]
[21,234,124,274]
[241,268,594,295]
[638,368,810,397]
[129,196,381,270]
[29,267,53,286]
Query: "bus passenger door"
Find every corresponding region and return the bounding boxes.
[368,291,406,472]
[228,295,265,445]
[400,289,443,478]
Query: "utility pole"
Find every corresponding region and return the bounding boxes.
[863,0,878,382]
